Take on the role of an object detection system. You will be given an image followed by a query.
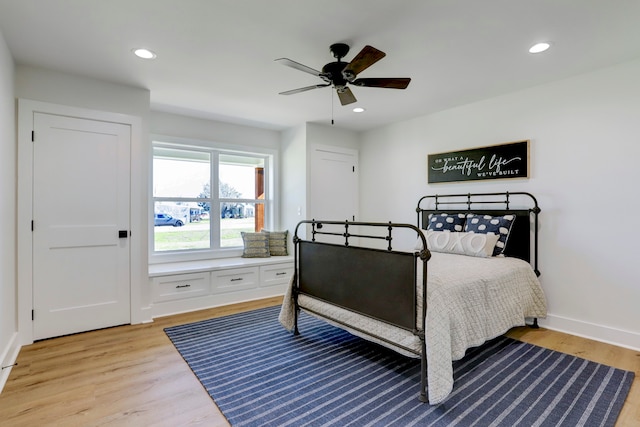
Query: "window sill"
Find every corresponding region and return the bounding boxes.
[149,255,294,277]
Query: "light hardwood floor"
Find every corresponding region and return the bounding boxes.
[1,297,638,426]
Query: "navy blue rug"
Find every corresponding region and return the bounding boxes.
[164,306,633,427]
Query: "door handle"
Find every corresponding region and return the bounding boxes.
[118,230,129,238]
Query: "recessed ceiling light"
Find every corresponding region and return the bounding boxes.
[132,48,157,59]
[529,42,551,54]
[353,107,366,113]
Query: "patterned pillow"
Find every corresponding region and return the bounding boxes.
[261,229,288,256]
[426,213,466,232]
[464,214,515,256]
[241,232,270,258]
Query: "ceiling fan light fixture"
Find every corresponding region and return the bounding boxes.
[132,48,157,59]
[529,42,551,54]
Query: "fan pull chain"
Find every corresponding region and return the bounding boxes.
[331,90,335,125]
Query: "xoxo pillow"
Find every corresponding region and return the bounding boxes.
[425,230,500,258]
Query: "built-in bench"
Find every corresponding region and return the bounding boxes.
[148,256,294,318]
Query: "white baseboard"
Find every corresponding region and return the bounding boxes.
[0,332,21,394]
[139,305,154,324]
[539,313,640,352]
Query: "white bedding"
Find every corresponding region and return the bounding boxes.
[279,251,547,404]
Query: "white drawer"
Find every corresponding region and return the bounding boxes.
[212,266,259,293]
[152,272,210,303]
[260,263,293,288]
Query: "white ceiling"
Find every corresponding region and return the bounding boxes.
[1,0,640,132]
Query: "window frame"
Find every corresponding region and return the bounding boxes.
[150,135,277,264]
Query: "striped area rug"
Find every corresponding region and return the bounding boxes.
[164,306,633,427]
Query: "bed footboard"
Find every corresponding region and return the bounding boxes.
[292,220,430,401]
[298,241,418,329]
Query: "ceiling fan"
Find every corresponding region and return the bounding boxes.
[275,43,411,106]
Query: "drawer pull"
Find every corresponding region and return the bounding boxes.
[175,284,191,289]
[230,278,243,282]
[276,272,287,276]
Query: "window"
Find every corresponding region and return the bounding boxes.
[152,142,272,261]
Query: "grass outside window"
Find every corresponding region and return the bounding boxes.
[154,218,255,251]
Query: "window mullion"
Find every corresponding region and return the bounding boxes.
[219,198,263,204]
[211,152,220,250]
[154,197,208,203]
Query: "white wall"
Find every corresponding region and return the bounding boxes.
[359,59,640,350]
[0,28,18,390]
[306,122,360,151]
[281,124,308,239]
[151,111,281,150]
[16,66,150,120]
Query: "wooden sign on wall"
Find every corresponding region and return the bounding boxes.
[427,140,529,183]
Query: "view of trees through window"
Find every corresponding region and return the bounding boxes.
[152,145,267,254]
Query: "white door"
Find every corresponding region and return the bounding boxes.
[32,112,131,340]
[309,145,358,243]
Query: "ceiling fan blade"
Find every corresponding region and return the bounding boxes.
[275,58,321,76]
[279,84,330,95]
[352,77,411,89]
[342,45,386,78]
[337,87,357,105]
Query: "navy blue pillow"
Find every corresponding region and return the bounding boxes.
[464,214,515,256]
[427,213,466,232]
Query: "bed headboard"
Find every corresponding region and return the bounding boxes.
[416,191,541,275]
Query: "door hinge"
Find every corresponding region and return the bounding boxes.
[31,310,34,321]
[31,131,34,142]
[31,220,34,231]
[352,166,355,172]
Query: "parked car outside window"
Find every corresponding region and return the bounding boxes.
[154,213,184,227]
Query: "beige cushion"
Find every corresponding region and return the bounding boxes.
[262,229,288,256]
[241,232,270,258]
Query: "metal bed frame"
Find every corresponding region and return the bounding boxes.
[291,191,541,402]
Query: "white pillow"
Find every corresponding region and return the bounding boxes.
[423,230,500,258]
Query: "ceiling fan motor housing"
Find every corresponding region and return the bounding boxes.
[321,61,349,87]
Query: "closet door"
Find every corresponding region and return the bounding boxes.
[32,112,131,340]
[309,145,358,243]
